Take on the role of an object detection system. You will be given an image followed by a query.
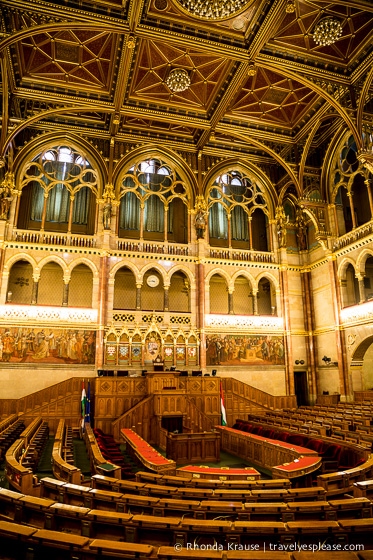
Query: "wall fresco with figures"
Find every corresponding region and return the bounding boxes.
[0,327,96,364]
[206,334,285,366]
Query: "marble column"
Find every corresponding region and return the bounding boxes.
[357,274,365,304]
[328,255,350,399]
[164,285,169,311]
[365,179,373,219]
[300,269,317,403]
[279,263,295,396]
[228,290,234,315]
[62,281,69,307]
[136,284,142,310]
[31,278,39,305]
[347,191,357,229]
[198,263,206,369]
[252,290,258,315]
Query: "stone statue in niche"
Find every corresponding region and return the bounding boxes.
[194,195,207,240]
[195,209,206,239]
[103,199,112,230]
[276,206,288,248]
[0,171,14,220]
[102,182,115,230]
[296,209,308,251]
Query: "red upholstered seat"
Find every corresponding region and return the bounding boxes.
[287,434,307,447]
[324,443,342,460]
[305,438,328,454]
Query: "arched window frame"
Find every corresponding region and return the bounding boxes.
[18,144,99,234]
[207,169,269,250]
[118,157,190,243]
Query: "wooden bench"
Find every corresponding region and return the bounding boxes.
[89,539,153,557]
[30,528,90,549]
[328,497,372,518]
[283,501,333,522]
[353,479,373,498]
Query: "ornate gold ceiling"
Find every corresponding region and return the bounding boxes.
[0,0,372,195]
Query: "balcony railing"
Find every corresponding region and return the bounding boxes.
[117,240,189,256]
[333,221,373,251]
[209,248,275,263]
[11,230,96,248]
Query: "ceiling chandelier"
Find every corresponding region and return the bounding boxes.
[165,68,191,92]
[174,0,249,19]
[312,17,343,46]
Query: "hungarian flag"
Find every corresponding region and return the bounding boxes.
[220,381,227,426]
[81,381,87,430]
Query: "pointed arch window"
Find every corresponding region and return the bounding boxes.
[208,170,269,250]
[118,157,190,243]
[18,145,98,235]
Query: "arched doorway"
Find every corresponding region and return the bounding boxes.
[350,335,373,392]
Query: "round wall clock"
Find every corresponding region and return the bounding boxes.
[147,275,160,287]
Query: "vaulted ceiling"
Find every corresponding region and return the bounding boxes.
[1,0,373,197]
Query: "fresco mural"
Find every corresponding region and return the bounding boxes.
[206,334,284,366]
[0,327,96,364]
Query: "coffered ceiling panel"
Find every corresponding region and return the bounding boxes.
[16,30,118,93]
[229,69,318,128]
[271,1,373,66]
[129,39,235,112]
[0,0,372,179]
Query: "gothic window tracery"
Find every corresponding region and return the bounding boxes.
[18,145,98,235]
[331,136,372,235]
[118,158,189,244]
[207,170,269,251]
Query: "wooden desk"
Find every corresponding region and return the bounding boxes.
[31,529,89,548]
[121,428,176,474]
[177,465,259,480]
[216,426,320,479]
[89,539,153,556]
[0,520,37,537]
[286,520,341,534]
[317,394,341,405]
[167,432,220,464]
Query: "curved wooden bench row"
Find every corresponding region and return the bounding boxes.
[135,470,292,489]
[2,520,372,560]
[317,456,373,497]
[0,416,25,462]
[0,520,153,560]
[0,414,18,434]
[90,473,328,502]
[176,464,260,480]
[234,418,370,475]
[248,409,372,445]
[5,417,49,496]
[84,423,121,479]
[252,410,373,449]
[34,479,373,522]
[52,419,83,485]
[1,492,373,548]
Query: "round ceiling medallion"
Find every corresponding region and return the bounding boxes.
[154,0,168,10]
[173,0,252,20]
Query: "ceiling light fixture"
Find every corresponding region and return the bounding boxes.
[285,0,296,13]
[312,17,343,46]
[165,68,191,92]
[175,0,249,20]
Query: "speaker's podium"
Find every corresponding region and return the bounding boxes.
[153,357,164,372]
